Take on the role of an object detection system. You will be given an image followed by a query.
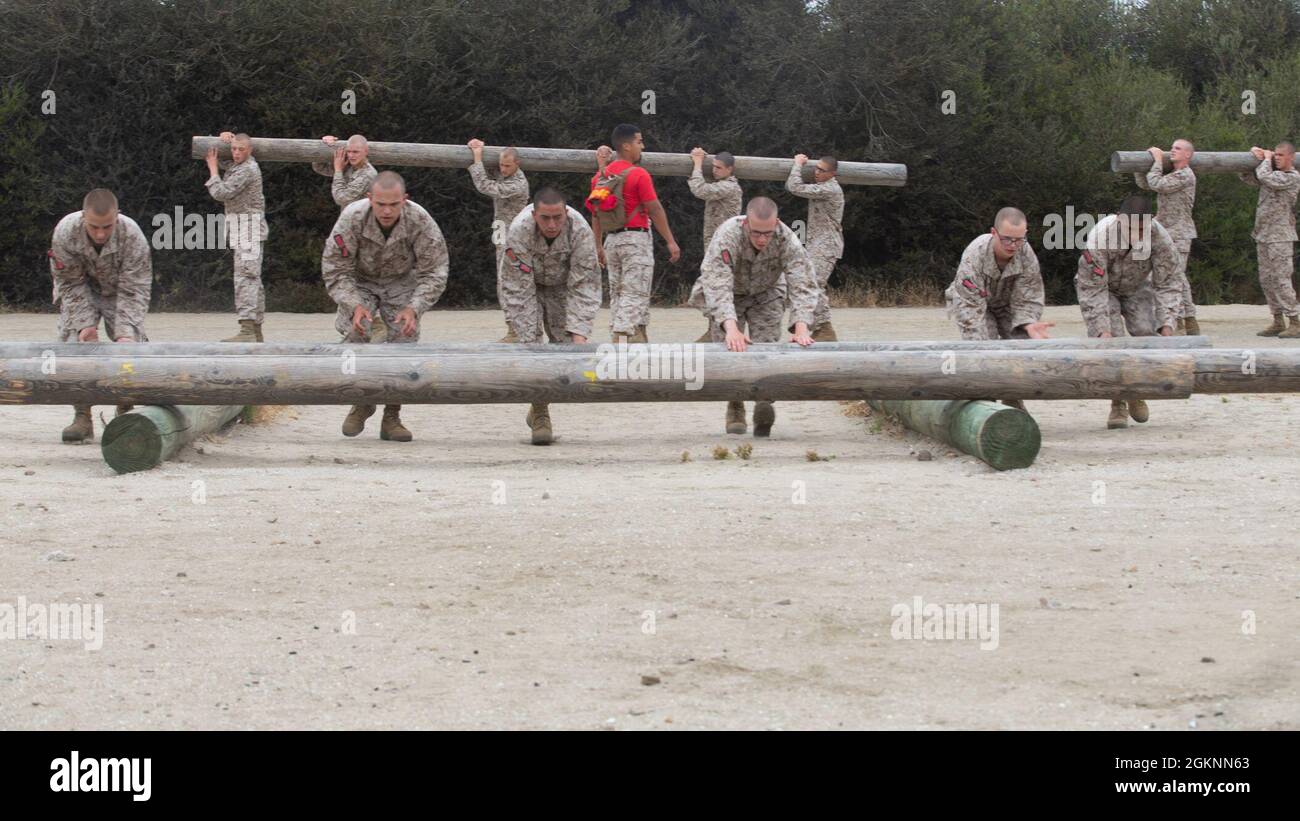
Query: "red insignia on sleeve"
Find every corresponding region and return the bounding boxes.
[333,234,349,257]
[961,277,978,291]
[519,264,532,274]
[47,250,64,270]
[1082,249,1104,277]
[505,248,518,263]
[721,249,732,265]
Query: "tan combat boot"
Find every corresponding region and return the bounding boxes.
[254,322,264,342]
[526,403,553,445]
[500,324,518,344]
[341,404,376,437]
[631,325,649,344]
[726,401,747,434]
[696,328,713,344]
[1128,399,1150,423]
[379,405,412,441]
[370,318,389,343]
[1279,315,1300,339]
[752,401,775,437]
[1175,317,1186,335]
[1183,316,1201,336]
[811,322,839,342]
[1107,400,1128,430]
[61,405,93,443]
[1257,314,1286,337]
[222,319,258,343]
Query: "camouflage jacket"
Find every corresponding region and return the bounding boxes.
[321,199,449,315]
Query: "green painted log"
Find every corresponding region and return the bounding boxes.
[867,399,1041,471]
[100,405,246,474]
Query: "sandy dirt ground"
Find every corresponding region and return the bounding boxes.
[1,305,1297,730]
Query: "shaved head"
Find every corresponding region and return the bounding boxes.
[82,188,118,216]
[81,189,119,246]
[1277,141,1295,154]
[372,170,406,194]
[994,207,1026,231]
[499,146,520,177]
[746,196,778,220]
[368,172,408,229]
[347,134,368,149]
[534,186,565,206]
[227,132,253,164]
[743,197,780,252]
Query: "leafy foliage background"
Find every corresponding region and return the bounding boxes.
[3,0,1299,311]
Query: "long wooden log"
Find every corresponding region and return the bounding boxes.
[1110,150,1263,174]
[100,404,246,474]
[867,399,1041,471]
[0,350,1196,405]
[191,136,908,187]
[1192,350,1300,394]
[0,336,1214,360]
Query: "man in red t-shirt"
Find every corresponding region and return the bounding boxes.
[590,123,680,342]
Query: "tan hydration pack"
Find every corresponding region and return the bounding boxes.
[586,165,644,232]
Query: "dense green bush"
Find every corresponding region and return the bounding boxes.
[2,0,1299,311]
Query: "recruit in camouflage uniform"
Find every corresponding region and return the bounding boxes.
[500,198,602,444]
[322,189,450,442]
[687,148,744,343]
[689,209,820,437]
[314,135,386,340]
[1075,209,1183,429]
[1134,144,1198,333]
[1239,148,1300,338]
[312,153,378,208]
[945,234,1045,341]
[687,152,743,249]
[785,155,844,340]
[48,198,153,443]
[467,139,530,342]
[204,133,268,343]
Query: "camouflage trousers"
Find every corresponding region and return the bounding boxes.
[1174,239,1196,319]
[494,242,508,308]
[57,297,148,342]
[604,230,654,335]
[231,241,265,322]
[507,284,569,344]
[333,277,422,343]
[1090,285,1157,338]
[1256,241,1298,317]
[811,254,837,328]
[709,288,784,412]
[706,287,787,344]
[943,292,1029,341]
